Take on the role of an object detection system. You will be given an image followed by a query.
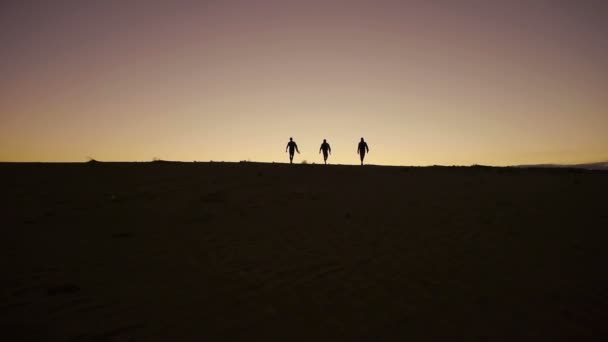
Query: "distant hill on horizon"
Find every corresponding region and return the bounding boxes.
[2,159,608,170]
[516,161,608,171]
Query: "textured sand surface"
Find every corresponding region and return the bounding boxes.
[1,162,607,341]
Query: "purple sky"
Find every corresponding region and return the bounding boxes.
[1,1,607,164]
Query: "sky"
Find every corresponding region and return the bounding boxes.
[1,0,607,165]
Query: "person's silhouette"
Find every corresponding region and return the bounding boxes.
[285,137,300,164]
[357,137,369,165]
[319,139,331,165]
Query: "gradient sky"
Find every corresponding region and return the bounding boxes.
[1,0,607,165]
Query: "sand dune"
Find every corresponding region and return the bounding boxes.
[1,162,607,341]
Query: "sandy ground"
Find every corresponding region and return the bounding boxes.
[1,162,607,341]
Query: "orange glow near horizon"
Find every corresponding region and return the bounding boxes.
[1,1,607,165]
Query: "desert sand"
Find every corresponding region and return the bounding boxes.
[1,162,607,341]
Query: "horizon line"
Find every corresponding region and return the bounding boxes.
[1,159,607,169]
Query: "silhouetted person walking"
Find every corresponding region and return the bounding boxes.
[285,137,300,164]
[357,137,369,165]
[319,139,331,165]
